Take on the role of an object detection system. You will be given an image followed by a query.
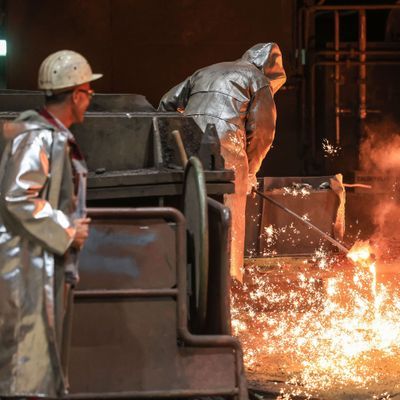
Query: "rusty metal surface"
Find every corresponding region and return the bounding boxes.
[66,208,246,399]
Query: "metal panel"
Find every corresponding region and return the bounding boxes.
[78,218,176,290]
[72,114,155,171]
[66,208,246,399]
[245,176,342,256]
[69,298,236,394]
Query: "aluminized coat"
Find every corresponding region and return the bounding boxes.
[0,110,78,397]
[159,43,286,281]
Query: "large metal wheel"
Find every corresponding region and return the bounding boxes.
[183,156,209,331]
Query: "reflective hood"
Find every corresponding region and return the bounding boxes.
[241,42,286,94]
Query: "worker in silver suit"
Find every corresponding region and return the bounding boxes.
[0,50,102,398]
[159,43,286,282]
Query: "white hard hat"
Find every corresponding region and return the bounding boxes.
[38,50,102,93]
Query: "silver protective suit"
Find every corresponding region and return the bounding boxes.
[0,110,80,397]
[159,43,286,281]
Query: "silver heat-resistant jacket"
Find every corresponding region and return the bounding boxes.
[0,110,77,397]
[159,43,286,281]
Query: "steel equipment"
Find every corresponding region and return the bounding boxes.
[0,90,247,400]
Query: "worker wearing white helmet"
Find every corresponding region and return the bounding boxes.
[0,50,102,398]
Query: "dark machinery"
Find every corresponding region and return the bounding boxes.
[0,90,247,399]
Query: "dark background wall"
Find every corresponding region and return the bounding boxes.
[2,0,302,177]
[3,1,399,179]
[4,0,295,104]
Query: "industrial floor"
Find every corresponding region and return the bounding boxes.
[233,256,400,400]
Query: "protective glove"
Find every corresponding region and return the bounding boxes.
[247,173,258,195]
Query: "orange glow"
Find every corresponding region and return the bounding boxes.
[232,241,400,398]
[347,240,373,263]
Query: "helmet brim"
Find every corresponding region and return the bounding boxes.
[89,73,103,82]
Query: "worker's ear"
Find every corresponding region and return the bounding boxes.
[71,88,79,104]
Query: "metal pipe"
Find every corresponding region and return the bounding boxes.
[315,60,400,66]
[316,50,400,57]
[296,6,303,72]
[252,189,350,254]
[334,10,341,144]
[152,116,163,168]
[359,9,367,121]
[66,387,239,399]
[304,8,310,54]
[309,4,400,11]
[171,129,188,167]
[310,61,316,157]
[298,7,309,167]
[74,288,178,299]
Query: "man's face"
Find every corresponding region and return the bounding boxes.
[71,82,94,124]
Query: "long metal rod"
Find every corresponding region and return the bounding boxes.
[152,117,163,168]
[359,9,367,122]
[334,10,341,144]
[310,4,400,11]
[66,387,239,399]
[310,51,316,157]
[316,50,400,57]
[253,189,349,254]
[315,60,400,66]
[74,288,178,299]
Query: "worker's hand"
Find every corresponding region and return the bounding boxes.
[72,218,91,250]
[247,173,258,196]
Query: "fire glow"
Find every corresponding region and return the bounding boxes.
[232,240,400,399]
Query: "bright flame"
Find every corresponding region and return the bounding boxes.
[347,240,373,263]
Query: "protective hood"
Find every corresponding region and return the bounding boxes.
[241,42,286,94]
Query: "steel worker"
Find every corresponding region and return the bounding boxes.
[0,50,102,398]
[159,43,286,282]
